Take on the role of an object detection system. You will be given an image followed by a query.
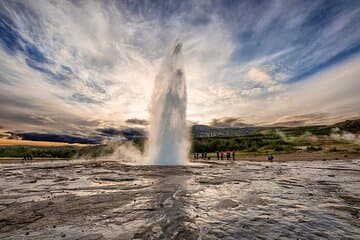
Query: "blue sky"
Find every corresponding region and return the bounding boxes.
[0,0,359,136]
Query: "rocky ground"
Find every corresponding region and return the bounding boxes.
[0,159,359,239]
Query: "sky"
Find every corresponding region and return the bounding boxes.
[0,0,360,141]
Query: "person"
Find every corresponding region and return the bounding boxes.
[193,152,196,160]
[220,151,224,160]
[226,150,230,160]
[232,151,235,161]
[268,154,274,162]
[201,152,204,159]
[196,153,199,159]
[216,151,220,160]
[205,152,207,159]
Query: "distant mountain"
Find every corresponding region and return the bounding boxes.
[7,127,146,145]
[4,119,358,145]
[333,119,360,133]
[97,127,145,139]
[191,119,360,137]
[16,132,102,144]
[191,125,257,137]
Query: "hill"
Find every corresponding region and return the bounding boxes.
[191,125,257,137]
[334,119,360,133]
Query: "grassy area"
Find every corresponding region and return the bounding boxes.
[0,138,145,159]
[191,123,360,156]
[0,145,82,158]
[191,133,295,155]
[1,121,359,159]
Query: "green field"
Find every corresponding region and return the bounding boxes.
[1,120,359,159]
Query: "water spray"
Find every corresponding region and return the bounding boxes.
[147,41,189,165]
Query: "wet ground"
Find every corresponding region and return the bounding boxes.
[0,159,359,239]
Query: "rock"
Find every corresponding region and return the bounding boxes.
[198,178,226,185]
[215,199,239,209]
[75,234,104,240]
[25,232,30,235]
[61,232,66,237]
[350,209,359,218]
[54,176,69,182]
[98,176,135,182]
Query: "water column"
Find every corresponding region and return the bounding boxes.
[148,41,188,165]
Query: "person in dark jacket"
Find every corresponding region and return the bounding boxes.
[226,150,230,160]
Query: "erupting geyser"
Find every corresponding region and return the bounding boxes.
[148,41,188,165]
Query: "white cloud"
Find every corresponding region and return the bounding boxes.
[261,56,360,124]
[0,0,237,131]
[0,0,359,133]
[240,87,263,97]
[268,84,286,93]
[248,67,273,86]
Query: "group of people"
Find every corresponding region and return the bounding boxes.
[192,151,275,162]
[216,150,235,160]
[22,154,33,161]
[192,150,236,161]
[193,152,209,160]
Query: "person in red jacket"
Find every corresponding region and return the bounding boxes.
[226,150,230,160]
